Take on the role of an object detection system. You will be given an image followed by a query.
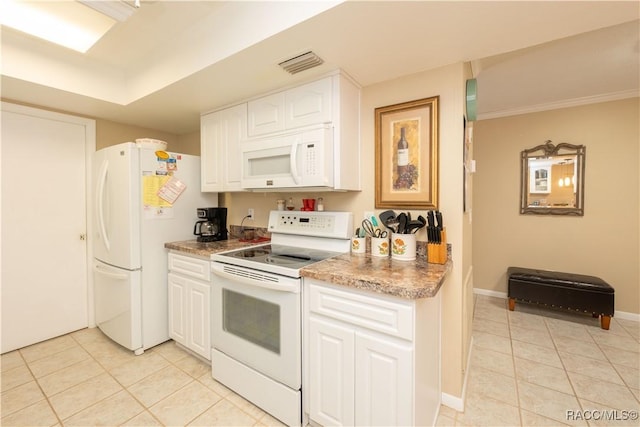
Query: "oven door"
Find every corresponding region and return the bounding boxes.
[211,262,301,390]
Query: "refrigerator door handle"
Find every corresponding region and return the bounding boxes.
[97,160,110,251]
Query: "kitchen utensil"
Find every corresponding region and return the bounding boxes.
[397,212,407,234]
[385,217,399,233]
[362,219,378,237]
[405,220,424,234]
[362,219,388,238]
[378,210,396,231]
[426,210,436,242]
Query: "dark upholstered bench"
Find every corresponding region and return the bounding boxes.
[507,267,615,330]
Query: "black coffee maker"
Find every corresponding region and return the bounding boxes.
[194,207,228,242]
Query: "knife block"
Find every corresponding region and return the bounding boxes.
[427,228,447,264]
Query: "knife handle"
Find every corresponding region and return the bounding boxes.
[435,211,443,229]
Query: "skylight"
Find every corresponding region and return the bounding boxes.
[0,1,134,53]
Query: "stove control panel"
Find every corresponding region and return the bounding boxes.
[268,211,353,239]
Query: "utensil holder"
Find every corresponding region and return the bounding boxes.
[427,228,447,264]
[351,237,366,254]
[371,236,390,257]
[391,233,416,261]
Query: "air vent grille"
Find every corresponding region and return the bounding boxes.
[279,51,324,74]
[222,265,280,284]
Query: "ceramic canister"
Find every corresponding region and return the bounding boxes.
[391,233,416,261]
[371,236,390,257]
[351,237,366,254]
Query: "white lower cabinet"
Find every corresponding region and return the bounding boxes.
[168,252,211,360]
[305,279,441,427]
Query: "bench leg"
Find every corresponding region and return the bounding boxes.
[600,315,611,330]
[508,298,515,311]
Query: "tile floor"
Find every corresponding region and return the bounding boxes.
[436,295,640,426]
[1,327,285,426]
[1,295,638,426]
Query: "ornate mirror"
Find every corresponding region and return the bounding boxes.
[520,140,585,216]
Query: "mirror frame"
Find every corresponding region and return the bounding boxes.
[520,140,586,216]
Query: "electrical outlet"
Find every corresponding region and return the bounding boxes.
[247,208,254,219]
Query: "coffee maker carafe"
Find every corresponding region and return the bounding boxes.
[194,207,228,242]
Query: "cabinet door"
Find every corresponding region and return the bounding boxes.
[168,273,187,346]
[187,280,211,360]
[247,92,285,137]
[285,77,332,129]
[309,317,355,427]
[200,111,224,191]
[221,104,248,191]
[355,332,413,427]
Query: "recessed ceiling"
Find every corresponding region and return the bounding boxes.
[1,1,638,134]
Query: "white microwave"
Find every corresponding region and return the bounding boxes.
[241,125,334,189]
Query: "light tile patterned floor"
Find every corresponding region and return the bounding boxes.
[1,295,638,426]
[1,328,285,426]
[436,295,640,427]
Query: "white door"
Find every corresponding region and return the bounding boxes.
[187,279,210,360]
[93,143,140,269]
[309,316,355,427]
[354,332,413,427]
[93,260,142,351]
[168,272,187,346]
[1,103,94,353]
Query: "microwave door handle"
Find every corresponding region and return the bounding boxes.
[290,138,301,185]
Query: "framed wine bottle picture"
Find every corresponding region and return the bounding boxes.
[374,96,439,209]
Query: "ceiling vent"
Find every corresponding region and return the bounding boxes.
[279,51,324,75]
[78,0,138,22]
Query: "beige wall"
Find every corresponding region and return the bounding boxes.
[96,119,179,151]
[473,98,639,314]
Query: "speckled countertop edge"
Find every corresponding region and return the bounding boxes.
[165,239,451,299]
[300,252,451,299]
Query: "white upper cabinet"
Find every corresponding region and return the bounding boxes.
[201,103,247,192]
[247,93,285,136]
[202,71,361,192]
[248,77,332,137]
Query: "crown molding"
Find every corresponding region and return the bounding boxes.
[477,89,639,120]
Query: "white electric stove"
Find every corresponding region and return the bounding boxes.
[209,210,353,426]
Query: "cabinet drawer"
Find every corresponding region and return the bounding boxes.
[308,283,413,340]
[168,253,211,281]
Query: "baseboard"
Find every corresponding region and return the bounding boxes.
[441,336,473,412]
[473,288,639,322]
[473,288,507,299]
[615,311,640,322]
[441,392,464,412]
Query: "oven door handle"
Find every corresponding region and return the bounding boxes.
[211,266,300,293]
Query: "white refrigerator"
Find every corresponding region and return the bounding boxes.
[92,142,216,354]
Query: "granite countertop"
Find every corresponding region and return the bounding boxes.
[300,253,451,299]
[165,239,451,299]
[164,238,270,257]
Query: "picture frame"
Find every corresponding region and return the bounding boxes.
[374,96,439,209]
[529,165,551,194]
